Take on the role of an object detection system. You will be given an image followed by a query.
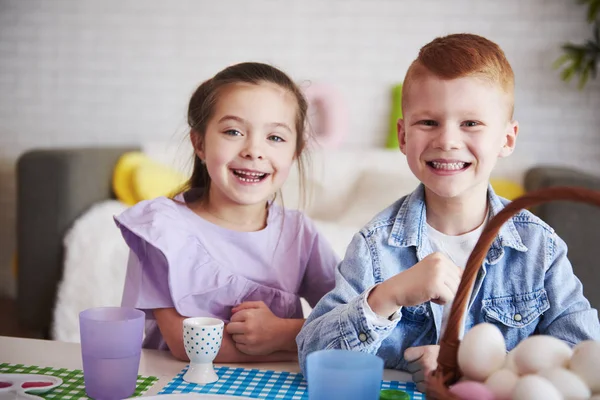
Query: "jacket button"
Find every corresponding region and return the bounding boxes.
[513,314,522,322]
[358,333,368,342]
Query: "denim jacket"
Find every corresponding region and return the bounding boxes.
[297,184,600,373]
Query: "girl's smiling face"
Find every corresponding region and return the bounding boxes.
[195,81,299,207]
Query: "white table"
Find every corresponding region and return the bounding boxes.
[0,336,412,396]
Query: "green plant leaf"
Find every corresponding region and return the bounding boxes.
[562,44,586,55]
[553,54,572,69]
[584,57,597,77]
[572,51,584,69]
[584,40,599,52]
[555,3,599,88]
[578,65,591,89]
[588,0,600,22]
[590,56,598,78]
[561,66,576,81]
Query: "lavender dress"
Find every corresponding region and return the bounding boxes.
[114,195,339,350]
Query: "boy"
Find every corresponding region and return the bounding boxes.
[296,33,600,392]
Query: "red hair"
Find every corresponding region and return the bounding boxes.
[403,34,515,117]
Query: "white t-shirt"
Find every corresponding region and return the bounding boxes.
[427,218,487,339]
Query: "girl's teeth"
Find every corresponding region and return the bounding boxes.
[234,170,265,177]
[232,169,267,182]
[431,161,466,170]
[238,176,261,183]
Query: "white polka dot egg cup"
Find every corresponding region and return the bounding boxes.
[182,317,224,385]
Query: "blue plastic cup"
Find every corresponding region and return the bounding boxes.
[306,349,384,400]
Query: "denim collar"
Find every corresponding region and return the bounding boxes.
[388,184,527,265]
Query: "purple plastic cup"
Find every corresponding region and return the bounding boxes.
[79,307,145,400]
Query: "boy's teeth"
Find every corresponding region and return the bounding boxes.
[431,161,466,170]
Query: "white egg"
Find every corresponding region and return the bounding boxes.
[484,368,518,400]
[513,336,572,375]
[569,340,600,393]
[458,323,506,381]
[539,367,591,399]
[512,375,563,400]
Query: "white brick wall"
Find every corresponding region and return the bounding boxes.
[1,0,599,296]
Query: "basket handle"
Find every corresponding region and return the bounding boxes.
[434,186,600,385]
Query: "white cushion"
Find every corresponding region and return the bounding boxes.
[338,170,420,227]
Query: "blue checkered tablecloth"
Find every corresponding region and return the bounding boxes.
[159,365,425,399]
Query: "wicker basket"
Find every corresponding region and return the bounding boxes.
[425,186,600,400]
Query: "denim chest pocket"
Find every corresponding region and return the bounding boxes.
[482,288,550,328]
[401,303,430,324]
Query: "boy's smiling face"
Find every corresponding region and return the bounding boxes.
[398,72,518,203]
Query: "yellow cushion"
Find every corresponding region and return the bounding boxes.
[490,178,525,200]
[131,158,187,202]
[113,152,187,205]
[113,152,147,206]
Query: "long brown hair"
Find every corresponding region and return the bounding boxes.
[184,62,309,207]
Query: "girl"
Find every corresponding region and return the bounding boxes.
[114,62,339,362]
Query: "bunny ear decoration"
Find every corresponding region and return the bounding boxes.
[426,186,600,400]
[302,83,348,150]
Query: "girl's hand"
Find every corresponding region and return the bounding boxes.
[227,301,289,355]
[404,345,440,393]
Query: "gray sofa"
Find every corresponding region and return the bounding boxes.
[524,166,600,314]
[15,148,600,338]
[17,147,137,338]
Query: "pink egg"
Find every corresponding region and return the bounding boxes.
[450,381,496,400]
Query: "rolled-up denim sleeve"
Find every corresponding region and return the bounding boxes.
[538,232,600,344]
[296,232,399,374]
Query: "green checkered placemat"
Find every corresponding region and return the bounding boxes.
[0,363,158,399]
